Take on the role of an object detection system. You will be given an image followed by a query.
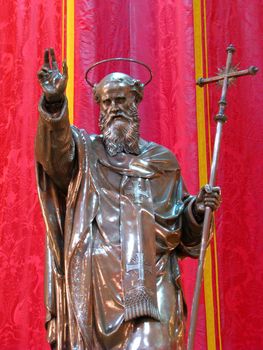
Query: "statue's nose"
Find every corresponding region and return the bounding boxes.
[110,100,119,113]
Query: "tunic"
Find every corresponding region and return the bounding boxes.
[35,97,203,350]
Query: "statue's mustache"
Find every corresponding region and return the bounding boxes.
[104,111,134,127]
[99,104,139,133]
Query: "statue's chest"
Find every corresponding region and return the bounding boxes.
[93,162,153,245]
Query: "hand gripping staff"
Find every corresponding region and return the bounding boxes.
[187,44,258,350]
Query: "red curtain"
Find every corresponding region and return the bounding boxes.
[0,1,262,349]
[0,1,62,349]
[205,1,263,349]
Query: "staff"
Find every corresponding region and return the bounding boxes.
[187,44,258,350]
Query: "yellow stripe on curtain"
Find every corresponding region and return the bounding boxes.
[202,1,223,349]
[66,0,75,124]
[193,0,216,349]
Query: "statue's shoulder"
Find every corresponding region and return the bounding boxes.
[70,126,100,142]
[141,139,179,160]
[140,139,180,170]
[90,134,102,142]
[148,141,176,155]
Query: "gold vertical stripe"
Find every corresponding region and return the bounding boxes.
[202,1,223,349]
[66,0,74,124]
[193,0,217,349]
[62,0,65,60]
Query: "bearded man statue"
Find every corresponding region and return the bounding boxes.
[35,49,221,350]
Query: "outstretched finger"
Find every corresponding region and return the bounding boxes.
[62,60,68,78]
[50,48,58,70]
[43,49,50,68]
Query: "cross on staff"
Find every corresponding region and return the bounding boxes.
[197,62,258,88]
[187,44,258,350]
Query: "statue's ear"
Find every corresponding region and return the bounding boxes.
[133,80,144,104]
[93,84,100,103]
[134,80,144,90]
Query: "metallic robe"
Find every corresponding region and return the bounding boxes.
[35,97,203,350]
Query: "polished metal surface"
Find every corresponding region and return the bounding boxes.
[36,48,221,349]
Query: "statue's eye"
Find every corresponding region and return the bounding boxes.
[116,97,126,104]
[103,99,111,107]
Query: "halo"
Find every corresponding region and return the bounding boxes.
[85,57,152,87]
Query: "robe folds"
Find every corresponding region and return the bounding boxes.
[35,97,203,350]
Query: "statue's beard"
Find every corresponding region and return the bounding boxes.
[99,105,140,157]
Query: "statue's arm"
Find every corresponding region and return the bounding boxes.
[178,179,221,249]
[35,95,75,192]
[180,197,204,246]
[35,48,74,192]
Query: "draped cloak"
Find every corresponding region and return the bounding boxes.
[35,98,203,350]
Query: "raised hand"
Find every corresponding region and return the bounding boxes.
[37,48,68,103]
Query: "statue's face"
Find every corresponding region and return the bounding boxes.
[98,82,140,156]
[99,83,137,128]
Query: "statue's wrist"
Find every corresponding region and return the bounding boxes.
[192,200,204,224]
[44,94,65,104]
[43,95,65,113]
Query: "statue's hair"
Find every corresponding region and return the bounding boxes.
[93,72,144,104]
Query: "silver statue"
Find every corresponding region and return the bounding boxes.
[36,48,220,349]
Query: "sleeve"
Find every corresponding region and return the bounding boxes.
[35,96,75,193]
[161,171,209,259]
[178,195,213,258]
[172,177,203,258]
[181,197,203,246]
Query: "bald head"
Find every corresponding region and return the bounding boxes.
[93,72,144,104]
